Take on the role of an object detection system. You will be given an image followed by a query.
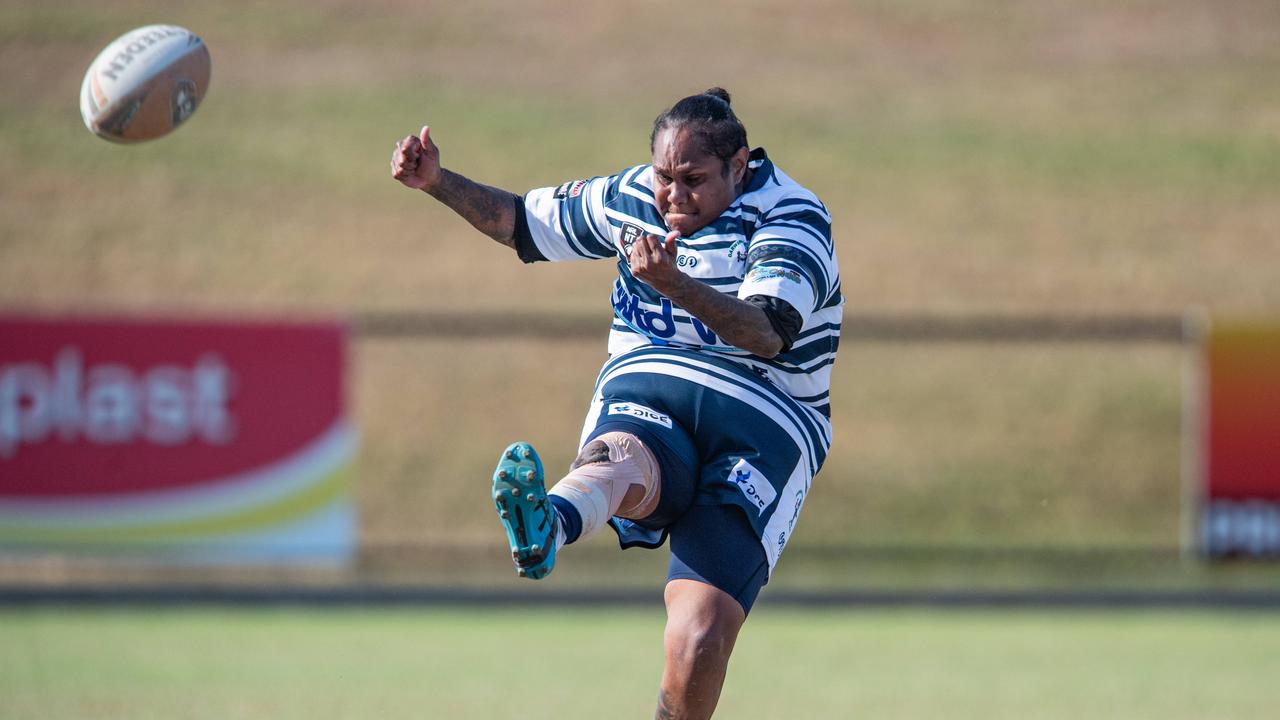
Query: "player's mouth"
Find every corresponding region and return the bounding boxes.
[665,210,697,231]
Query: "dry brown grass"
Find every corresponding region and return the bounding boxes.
[351,336,1183,552]
[3,0,1278,313]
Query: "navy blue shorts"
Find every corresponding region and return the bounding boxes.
[579,347,831,615]
[584,419,769,614]
[667,503,770,614]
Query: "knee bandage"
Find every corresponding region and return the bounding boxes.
[548,432,662,542]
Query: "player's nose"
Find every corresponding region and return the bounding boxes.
[668,181,690,204]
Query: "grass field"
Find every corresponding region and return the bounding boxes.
[3,606,1279,719]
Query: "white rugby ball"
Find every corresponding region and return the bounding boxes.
[79,25,211,143]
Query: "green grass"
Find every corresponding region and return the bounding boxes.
[2,607,1278,719]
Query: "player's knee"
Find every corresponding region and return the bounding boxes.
[665,615,722,658]
[663,586,744,669]
[565,432,661,519]
[570,438,612,469]
[550,432,662,534]
[664,612,736,670]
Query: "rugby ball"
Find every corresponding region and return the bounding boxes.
[79,25,211,143]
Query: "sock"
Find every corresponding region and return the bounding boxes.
[550,494,582,549]
[548,476,611,544]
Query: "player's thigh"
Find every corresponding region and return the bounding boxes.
[667,503,769,615]
[581,373,701,529]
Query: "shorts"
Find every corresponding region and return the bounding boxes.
[578,346,832,614]
[667,502,770,614]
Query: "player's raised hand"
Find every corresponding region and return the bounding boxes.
[629,231,686,295]
[391,125,442,192]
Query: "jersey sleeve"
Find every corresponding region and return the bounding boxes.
[737,196,835,319]
[519,175,617,262]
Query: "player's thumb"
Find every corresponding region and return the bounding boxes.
[419,125,432,149]
[663,231,680,255]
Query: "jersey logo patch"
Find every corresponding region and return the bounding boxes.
[729,458,777,515]
[619,222,643,255]
[607,402,672,429]
[553,179,588,200]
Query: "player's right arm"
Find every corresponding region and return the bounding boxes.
[390,125,519,249]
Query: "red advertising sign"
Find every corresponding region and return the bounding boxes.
[0,314,356,563]
[1200,322,1280,557]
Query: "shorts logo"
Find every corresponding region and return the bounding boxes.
[729,458,777,515]
[607,402,672,429]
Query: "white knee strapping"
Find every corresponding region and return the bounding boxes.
[547,432,661,544]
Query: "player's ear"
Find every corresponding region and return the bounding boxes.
[731,147,749,184]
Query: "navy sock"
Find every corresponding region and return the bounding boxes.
[550,494,583,545]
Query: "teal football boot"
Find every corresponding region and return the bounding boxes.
[492,442,557,579]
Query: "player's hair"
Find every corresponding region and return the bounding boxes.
[650,87,748,172]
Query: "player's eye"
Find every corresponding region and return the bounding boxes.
[656,173,672,185]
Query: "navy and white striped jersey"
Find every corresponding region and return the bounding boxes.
[520,148,842,416]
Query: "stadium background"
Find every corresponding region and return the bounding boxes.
[3,1,1280,717]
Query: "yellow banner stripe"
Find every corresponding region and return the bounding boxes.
[0,464,350,545]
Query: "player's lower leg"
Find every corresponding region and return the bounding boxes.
[657,579,747,720]
[493,433,660,580]
[547,431,661,547]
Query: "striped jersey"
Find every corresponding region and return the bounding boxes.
[520,148,842,416]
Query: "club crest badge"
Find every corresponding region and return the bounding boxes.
[619,222,643,255]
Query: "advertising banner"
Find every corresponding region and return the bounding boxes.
[0,314,356,564]
[1199,322,1280,558]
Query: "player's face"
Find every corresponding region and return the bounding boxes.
[652,127,747,236]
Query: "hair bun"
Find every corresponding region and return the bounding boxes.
[650,88,747,161]
[703,87,732,106]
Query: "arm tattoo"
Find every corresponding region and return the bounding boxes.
[654,689,678,720]
[663,278,784,358]
[426,168,518,249]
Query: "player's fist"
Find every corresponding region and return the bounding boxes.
[391,125,442,192]
[629,231,685,295]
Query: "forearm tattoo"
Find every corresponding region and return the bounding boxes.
[427,168,518,249]
[664,280,783,358]
[654,689,677,720]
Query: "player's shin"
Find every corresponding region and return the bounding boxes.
[547,432,661,548]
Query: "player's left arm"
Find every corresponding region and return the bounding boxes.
[629,232,791,358]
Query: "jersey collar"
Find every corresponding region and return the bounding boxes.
[740,147,774,196]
